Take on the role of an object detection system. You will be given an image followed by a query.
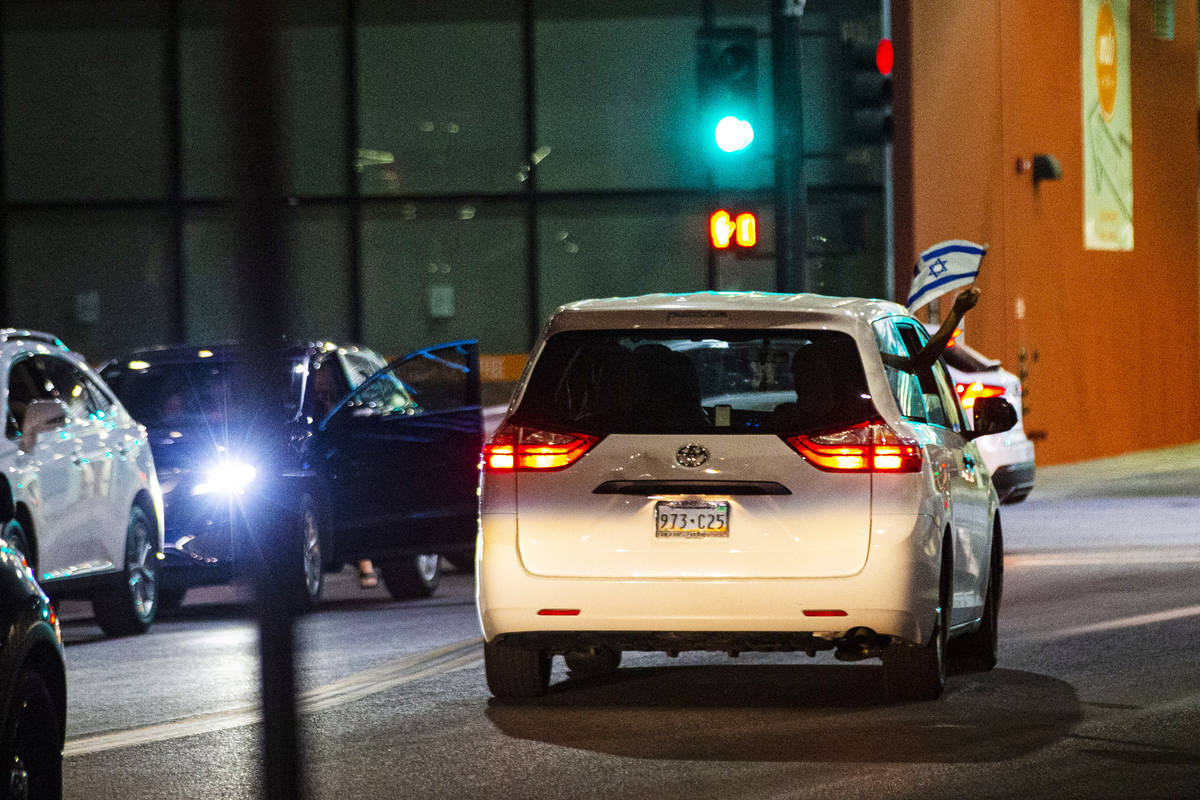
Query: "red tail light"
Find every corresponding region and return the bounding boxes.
[483,423,599,472]
[955,381,1005,409]
[784,420,922,473]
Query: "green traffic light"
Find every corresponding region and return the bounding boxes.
[714,115,754,152]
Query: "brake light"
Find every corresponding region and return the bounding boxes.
[955,381,1005,409]
[784,420,922,473]
[945,327,963,349]
[483,424,599,472]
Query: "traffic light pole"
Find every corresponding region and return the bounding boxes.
[771,0,806,293]
[703,0,717,290]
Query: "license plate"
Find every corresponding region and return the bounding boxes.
[654,500,729,538]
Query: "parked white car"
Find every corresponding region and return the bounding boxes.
[0,330,164,636]
[478,292,1015,701]
[926,325,1035,503]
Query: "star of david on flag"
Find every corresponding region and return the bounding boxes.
[906,240,988,312]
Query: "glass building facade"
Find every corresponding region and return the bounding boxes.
[1,0,885,368]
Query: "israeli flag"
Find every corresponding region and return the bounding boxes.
[906,240,987,312]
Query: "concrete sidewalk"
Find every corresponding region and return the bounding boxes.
[1022,440,1200,502]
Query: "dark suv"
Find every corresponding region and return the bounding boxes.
[101,339,482,610]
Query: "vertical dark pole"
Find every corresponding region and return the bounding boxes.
[522,0,540,347]
[343,0,363,343]
[890,0,913,303]
[227,3,303,798]
[166,0,186,342]
[881,0,894,301]
[703,0,717,290]
[771,0,806,292]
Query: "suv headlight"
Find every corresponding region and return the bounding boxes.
[192,461,258,496]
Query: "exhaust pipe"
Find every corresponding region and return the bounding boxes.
[834,627,888,661]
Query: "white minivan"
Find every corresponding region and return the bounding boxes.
[477,292,1017,701]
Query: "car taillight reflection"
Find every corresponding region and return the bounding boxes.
[783,420,923,473]
[483,423,599,471]
[955,381,1006,409]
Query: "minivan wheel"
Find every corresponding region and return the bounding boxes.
[484,642,551,699]
[379,554,441,600]
[93,506,158,637]
[882,606,946,702]
[952,528,1002,673]
[883,549,950,702]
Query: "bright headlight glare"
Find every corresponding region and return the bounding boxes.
[192,461,258,496]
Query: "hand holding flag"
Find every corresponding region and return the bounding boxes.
[906,240,987,312]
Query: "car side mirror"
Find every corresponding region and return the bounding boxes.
[19,398,69,453]
[970,396,1017,438]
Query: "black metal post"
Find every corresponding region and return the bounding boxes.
[166,0,186,342]
[703,0,717,290]
[344,0,363,343]
[522,0,541,347]
[227,2,303,798]
[771,0,806,292]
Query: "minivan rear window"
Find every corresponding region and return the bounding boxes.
[512,329,876,435]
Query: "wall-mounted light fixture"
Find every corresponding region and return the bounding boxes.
[1016,153,1063,186]
[1031,154,1062,184]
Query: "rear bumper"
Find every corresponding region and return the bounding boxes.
[991,461,1036,503]
[476,511,941,650]
[492,630,841,655]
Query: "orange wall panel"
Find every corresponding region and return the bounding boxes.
[901,0,1200,464]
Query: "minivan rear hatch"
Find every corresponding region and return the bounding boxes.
[501,329,879,580]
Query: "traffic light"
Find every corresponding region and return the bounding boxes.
[709,209,758,249]
[844,36,893,144]
[697,28,758,153]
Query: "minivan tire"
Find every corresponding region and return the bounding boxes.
[484,642,551,699]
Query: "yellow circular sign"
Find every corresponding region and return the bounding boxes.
[1095,2,1118,122]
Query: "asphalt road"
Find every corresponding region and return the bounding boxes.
[59,444,1200,799]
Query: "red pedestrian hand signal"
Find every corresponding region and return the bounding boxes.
[709,209,757,249]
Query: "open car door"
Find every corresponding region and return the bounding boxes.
[314,340,482,563]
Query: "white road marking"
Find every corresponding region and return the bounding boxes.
[1021,605,1200,642]
[1006,549,1200,568]
[65,638,482,758]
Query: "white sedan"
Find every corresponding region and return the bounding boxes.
[931,329,1036,503]
[477,292,1015,701]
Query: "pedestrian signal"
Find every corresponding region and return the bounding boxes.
[709,210,758,249]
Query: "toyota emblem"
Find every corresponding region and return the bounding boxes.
[675,443,710,468]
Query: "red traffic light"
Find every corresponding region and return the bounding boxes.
[709,209,758,249]
[875,38,893,76]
